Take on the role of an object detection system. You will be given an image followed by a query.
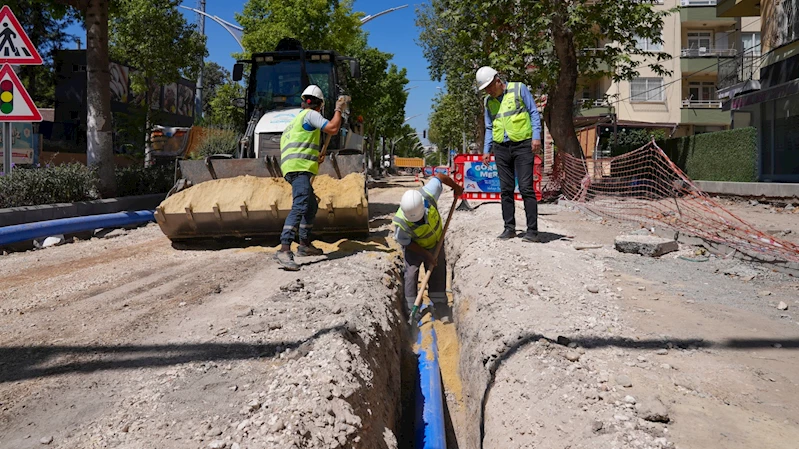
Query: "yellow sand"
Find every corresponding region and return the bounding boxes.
[159,173,366,214]
[415,285,464,406]
[237,237,393,255]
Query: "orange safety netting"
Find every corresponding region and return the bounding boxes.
[557,142,799,264]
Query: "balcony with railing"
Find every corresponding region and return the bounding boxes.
[680,47,737,58]
[574,98,612,117]
[681,99,723,108]
[680,98,728,124]
[681,0,717,5]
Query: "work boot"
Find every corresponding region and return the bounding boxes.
[521,231,539,243]
[297,242,324,256]
[432,302,452,324]
[274,250,300,271]
[497,229,517,240]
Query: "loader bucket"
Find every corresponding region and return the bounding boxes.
[154,152,369,242]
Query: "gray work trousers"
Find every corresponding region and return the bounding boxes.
[403,244,447,310]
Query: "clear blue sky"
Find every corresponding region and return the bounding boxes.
[65,1,438,141]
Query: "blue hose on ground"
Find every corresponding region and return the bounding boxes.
[415,310,447,449]
[0,210,155,246]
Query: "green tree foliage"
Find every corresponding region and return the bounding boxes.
[206,81,246,130]
[416,0,673,157]
[202,61,230,117]
[5,1,75,108]
[108,0,206,155]
[39,0,206,197]
[109,0,206,93]
[236,0,364,55]
[428,91,466,152]
[393,124,423,158]
[604,127,667,156]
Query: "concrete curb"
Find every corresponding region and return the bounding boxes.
[693,181,799,199]
[0,194,166,227]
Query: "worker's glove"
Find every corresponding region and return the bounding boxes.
[335,96,351,115]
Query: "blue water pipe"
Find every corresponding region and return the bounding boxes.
[415,310,447,449]
[0,210,155,246]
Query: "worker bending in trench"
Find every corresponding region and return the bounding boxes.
[393,173,463,320]
[275,85,349,271]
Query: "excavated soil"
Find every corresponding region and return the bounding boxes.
[444,195,799,449]
[0,178,415,449]
[3,175,797,449]
[160,173,367,214]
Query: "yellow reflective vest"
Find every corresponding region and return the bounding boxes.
[280,109,321,175]
[485,82,533,143]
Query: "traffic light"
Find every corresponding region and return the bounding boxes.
[423,130,426,139]
[0,80,12,114]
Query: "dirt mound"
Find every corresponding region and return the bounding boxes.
[160,173,366,214]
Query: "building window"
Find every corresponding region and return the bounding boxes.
[631,78,664,102]
[741,32,761,56]
[687,31,713,53]
[688,82,717,101]
[635,33,663,52]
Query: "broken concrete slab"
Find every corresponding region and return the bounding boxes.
[615,235,679,257]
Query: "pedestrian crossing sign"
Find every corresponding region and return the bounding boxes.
[0,5,43,65]
[0,64,42,121]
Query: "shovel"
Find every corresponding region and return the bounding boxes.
[407,195,459,327]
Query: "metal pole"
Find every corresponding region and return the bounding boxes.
[194,0,206,121]
[3,122,11,177]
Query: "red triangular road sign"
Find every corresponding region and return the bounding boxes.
[0,5,43,65]
[0,64,42,122]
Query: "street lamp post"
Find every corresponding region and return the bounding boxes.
[361,5,408,24]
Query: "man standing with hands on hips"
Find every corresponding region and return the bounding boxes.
[476,66,542,242]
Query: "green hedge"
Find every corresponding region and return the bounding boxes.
[613,127,758,182]
[660,127,757,182]
[0,163,173,209]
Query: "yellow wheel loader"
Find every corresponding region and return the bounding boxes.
[154,39,369,242]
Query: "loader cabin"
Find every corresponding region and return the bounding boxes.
[232,39,360,124]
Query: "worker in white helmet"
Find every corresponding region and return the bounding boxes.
[475,66,542,242]
[274,85,349,271]
[393,173,463,319]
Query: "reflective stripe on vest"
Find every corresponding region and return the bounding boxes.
[485,82,533,143]
[280,109,322,175]
[393,188,443,250]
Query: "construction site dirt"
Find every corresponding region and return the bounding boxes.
[1,176,797,449]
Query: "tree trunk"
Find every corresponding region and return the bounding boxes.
[548,4,584,159]
[85,0,116,197]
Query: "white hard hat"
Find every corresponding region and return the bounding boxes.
[301,85,324,102]
[400,190,425,222]
[476,66,498,90]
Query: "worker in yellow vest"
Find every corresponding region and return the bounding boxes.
[476,66,542,243]
[275,85,349,271]
[393,173,463,319]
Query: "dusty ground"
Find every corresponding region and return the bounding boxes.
[1,175,797,449]
[446,193,799,449]
[0,179,418,449]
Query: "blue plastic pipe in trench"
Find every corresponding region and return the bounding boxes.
[415,310,447,449]
[0,210,155,246]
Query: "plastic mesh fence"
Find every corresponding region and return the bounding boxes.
[559,142,799,264]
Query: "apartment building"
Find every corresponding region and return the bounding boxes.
[720,0,799,182]
[574,0,760,156]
